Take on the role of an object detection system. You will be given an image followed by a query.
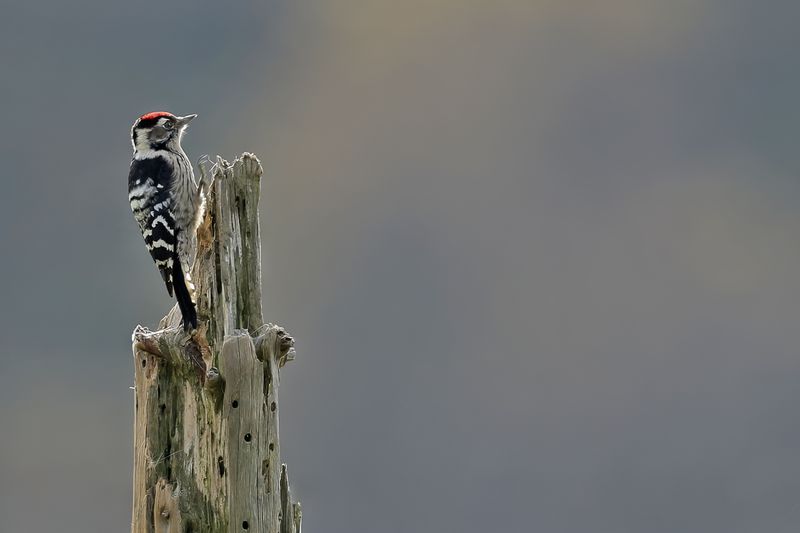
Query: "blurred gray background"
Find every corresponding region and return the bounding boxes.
[1,1,800,532]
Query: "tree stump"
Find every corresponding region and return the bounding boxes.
[131,154,301,533]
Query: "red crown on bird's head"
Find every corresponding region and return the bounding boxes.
[139,111,175,122]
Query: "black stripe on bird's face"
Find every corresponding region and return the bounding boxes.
[131,116,179,150]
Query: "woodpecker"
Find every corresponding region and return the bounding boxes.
[128,111,205,330]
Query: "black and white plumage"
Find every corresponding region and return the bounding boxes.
[128,111,205,330]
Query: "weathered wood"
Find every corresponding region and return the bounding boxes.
[132,154,301,533]
[280,465,302,533]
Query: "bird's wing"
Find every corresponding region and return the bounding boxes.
[129,159,177,297]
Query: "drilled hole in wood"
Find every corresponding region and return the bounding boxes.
[270,401,276,412]
[232,400,239,408]
[242,521,249,530]
[141,359,146,367]
[217,456,225,477]
[244,433,252,443]
[269,442,274,451]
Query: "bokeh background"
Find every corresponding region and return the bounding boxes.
[2,1,800,531]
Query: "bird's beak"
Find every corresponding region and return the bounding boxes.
[176,114,198,127]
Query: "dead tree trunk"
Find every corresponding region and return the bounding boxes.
[131,154,301,533]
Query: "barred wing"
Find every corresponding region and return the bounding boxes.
[128,158,177,297]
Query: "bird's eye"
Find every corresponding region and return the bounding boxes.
[164,120,174,129]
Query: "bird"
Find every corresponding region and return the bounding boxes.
[128,111,206,330]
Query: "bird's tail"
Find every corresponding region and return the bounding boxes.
[172,254,198,331]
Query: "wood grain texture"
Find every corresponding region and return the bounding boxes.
[131,154,301,533]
